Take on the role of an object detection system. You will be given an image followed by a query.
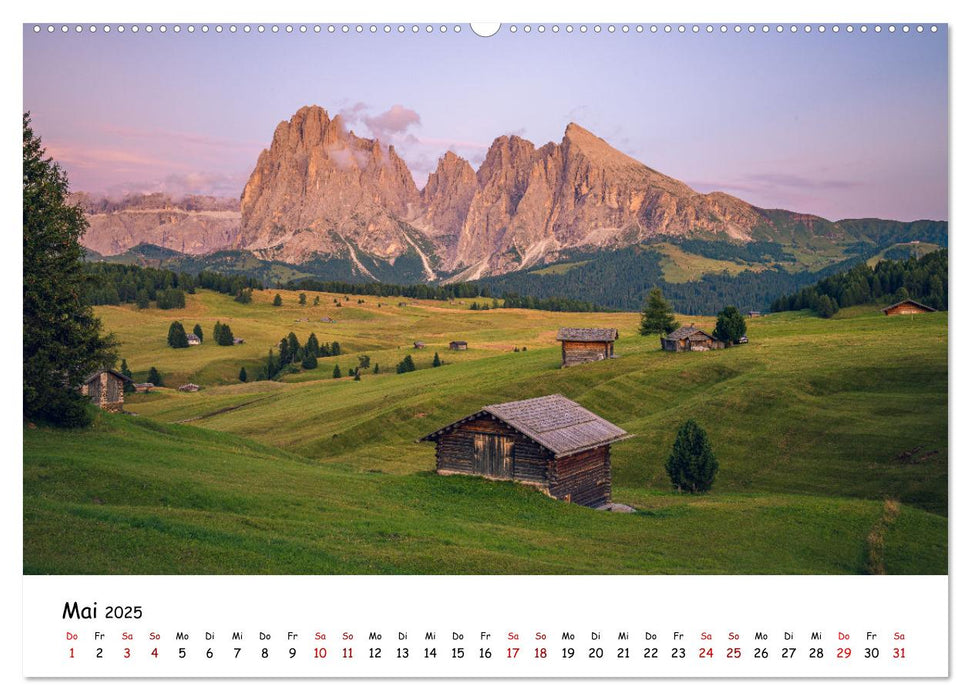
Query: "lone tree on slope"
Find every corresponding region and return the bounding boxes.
[665,419,719,494]
[639,287,679,336]
[23,113,116,426]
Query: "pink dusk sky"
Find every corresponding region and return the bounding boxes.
[23,24,947,222]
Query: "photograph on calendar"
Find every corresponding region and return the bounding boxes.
[23,23,947,576]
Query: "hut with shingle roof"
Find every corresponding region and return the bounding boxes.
[661,325,724,352]
[419,394,630,508]
[79,368,127,412]
[556,327,618,367]
[881,299,936,316]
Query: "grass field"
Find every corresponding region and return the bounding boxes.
[23,290,948,574]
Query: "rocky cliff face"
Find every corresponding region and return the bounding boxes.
[75,193,241,256]
[238,105,428,278]
[83,105,887,282]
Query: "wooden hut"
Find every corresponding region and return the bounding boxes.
[178,383,201,392]
[133,383,154,393]
[881,299,936,316]
[449,340,468,351]
[186,333,201,346]
[556,328,618,367]
[80,369,126,412]
[419,394,630,508]
[413,341,426,349]
[661,325,724,352]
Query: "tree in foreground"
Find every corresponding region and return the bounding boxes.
[665,419,719,494]
[639,287,679,336]
[146,367,162,386]
[239,367,248,382]
[713,305,747,345]
[167,321,189,348]
[23,114,117,426]
[272,293,283,307]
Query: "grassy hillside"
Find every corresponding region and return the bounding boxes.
[23,289,948,574]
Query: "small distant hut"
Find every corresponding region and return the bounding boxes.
[133,383,154,393]
[419,394,630,508]
[178,383,201,392]
[414,341,426,349]
[320,317,336,323]
[747,311,762,318]
[661,325,724,352]
[881,299,936,316]
[186,333,201,346]
[80,369,126,412]
[556,328,618,368]
[232,337,245,345]
[449,340,468,351]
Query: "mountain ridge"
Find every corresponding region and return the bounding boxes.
[78,104,947,284]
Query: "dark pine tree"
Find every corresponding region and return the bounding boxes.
[665,419,719,494]
[272,293,283,306]
[301,353,318,370]
[713,306,747,345]
[23,113,117,426]
[299,292,307,306]
[167,321,189,348]
[193,323,204,343]
[239,366,248,382]
[639,287,679,336]
[432,352,441,367]
[333,364,342,379]
[146,366,162,386]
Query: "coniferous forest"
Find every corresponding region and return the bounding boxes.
[771,249,947,317]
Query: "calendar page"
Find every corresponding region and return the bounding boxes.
[15,0,959,695]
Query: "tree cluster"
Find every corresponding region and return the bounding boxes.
[770,250,947,317]
[212,321,236,346]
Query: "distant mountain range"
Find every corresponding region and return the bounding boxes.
[78,104,947,307]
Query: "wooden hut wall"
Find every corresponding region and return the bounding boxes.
[435,416,549,483]
[562,340,613,366]
[548,446,611,507]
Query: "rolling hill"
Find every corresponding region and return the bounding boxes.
[23,289,948,574]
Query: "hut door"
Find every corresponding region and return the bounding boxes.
[473,434,514,478]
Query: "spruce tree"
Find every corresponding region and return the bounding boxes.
[146,367,162,386]
[216,322,235,346]
[213,321,223,344]
[23,114,117,426]
[713,306,747,344]
[168,321,189,348]
[272,293,282,306]
[665,419,719,494]
[333,364,342,379]
[353,371,362,381]
[299,292,307,305]
[331,341,342,356]
[306,332,320,357]
[287,332,300,360]
[639,287,679,336]
[239,366,248,382]
[373,363,379,374]
[432,352,441,367]
[193,323,204,343]
[313,296,320,306]
[301,354,318,370]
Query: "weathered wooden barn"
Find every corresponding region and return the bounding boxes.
[80,369,126,412]
[449,340,468,351]
[556,328,618,368]
[882,299,936,316]
[178,383,201,392]
[419,394,630,508]
[186,333,201,346]
[661,325,724,352]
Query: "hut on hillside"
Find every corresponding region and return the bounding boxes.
[413,341,426,349]
[133,383,154,393]
[186,333,201,346]
[80,369,126,412]
[882,299,936,316]
[556,328,618,367]
[232,337,245,345]
[661,325,724,352]
[419,394,630,508]
[178,383,201,392]
[449,340,468,351]
[747,311,762,318]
